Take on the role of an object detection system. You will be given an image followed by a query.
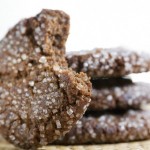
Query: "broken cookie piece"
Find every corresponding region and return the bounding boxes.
[0,9,91,149]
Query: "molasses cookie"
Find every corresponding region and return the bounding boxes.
[90,78,150,110]
[53,110,150,144]
[66,48,150,77]
[0,9,91,149]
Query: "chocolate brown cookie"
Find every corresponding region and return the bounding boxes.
[0,9,91,149]
[53,110,150,144]
[66,48,150,77]
[90,78,150,110]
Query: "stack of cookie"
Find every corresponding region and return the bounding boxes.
[1,8,150,149]
[53,47,150,144]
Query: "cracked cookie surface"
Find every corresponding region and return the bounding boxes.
[66,48,150,78]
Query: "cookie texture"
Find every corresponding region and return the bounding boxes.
[66,48,150,77]
[90,78,150,110]
[53,110,150,144]
[0,9,91,149]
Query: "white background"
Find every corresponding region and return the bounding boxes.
[0,0,150,82]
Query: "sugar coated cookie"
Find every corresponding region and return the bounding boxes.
[0,9,91,149]
[66,48,150,77]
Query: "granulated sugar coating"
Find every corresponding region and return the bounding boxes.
[0,9,91,149]
[66,48,150,78]
[90,78,150,110]
[53,110,150,144]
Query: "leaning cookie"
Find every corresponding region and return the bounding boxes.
[0,9,91,149]
[89,78,150,110]
[53,110,150,144]
[66,48,150,77]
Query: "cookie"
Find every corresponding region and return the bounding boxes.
[66,47,150,77]
[53,110,150,144]
[0,9,91,149]
[90,78,150,110]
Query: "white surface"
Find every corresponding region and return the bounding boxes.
[0,0,150,82]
